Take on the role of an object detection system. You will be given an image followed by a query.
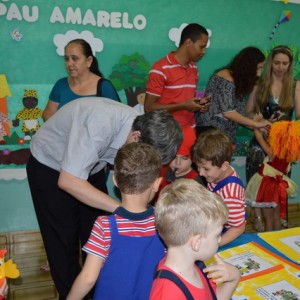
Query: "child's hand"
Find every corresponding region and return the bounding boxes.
[203,254,241,284]
[269,111,283,123]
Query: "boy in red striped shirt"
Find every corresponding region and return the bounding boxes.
[193,129,246,246]
[67,143,165,300]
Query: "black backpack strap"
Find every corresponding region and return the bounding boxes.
[196,261,217,300]
[155,269,194,300]
[96,78,121,102]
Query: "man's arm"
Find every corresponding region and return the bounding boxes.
[58,170,120,212]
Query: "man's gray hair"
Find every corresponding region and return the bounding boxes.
[132,110,183,164]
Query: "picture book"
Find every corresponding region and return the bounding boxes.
[232,267,300,300]
[258,227,300,264]
[206,241,300,281]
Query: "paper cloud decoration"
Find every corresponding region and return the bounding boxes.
[53,30,104,56]
[169,23,212,48]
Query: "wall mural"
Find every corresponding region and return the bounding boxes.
[0,0,299,180]
[0,19,213,178]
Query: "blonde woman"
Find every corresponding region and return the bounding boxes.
[246,45,300,231]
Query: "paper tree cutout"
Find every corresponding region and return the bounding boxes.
[269,10,291,40]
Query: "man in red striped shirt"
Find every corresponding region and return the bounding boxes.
[145,23,211,128]
[193,129,246,246]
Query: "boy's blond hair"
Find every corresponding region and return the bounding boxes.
[155,179,228,247]
[114,142,161,194]
[193,129,232,167]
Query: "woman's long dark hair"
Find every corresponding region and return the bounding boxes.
[65,39,103,77]
[227,47,265,98]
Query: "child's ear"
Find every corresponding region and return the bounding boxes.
[152,177,162,192]
[112,174,118,188]
[190,234,201,252]
[221,161,230,171]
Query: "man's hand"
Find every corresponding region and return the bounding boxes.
[185,95,211,112]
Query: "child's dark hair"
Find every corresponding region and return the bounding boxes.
[114,143,162,194]
[193,129,232,167]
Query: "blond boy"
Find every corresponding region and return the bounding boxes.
[150,179,240,300]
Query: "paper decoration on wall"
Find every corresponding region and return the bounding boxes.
[272,0,300,4]
[269,10,291,40]
[11,28,23,41]
[0,75,12,141]
[12,89,43,141]
[109,53,150,107]
[53,30,103,56]
[0,114,12,144]
[169,23,212,48]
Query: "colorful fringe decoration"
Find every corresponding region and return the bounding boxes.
[268,120,300,162]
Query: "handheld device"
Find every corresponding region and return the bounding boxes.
[195,95,211,106]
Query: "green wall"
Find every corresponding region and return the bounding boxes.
[1,0,300,87]
[1,0,300,232]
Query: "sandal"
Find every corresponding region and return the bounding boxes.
[280,218,293,229]
[253,216,265,232]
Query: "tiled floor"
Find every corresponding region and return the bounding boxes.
[1,203,299,300]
